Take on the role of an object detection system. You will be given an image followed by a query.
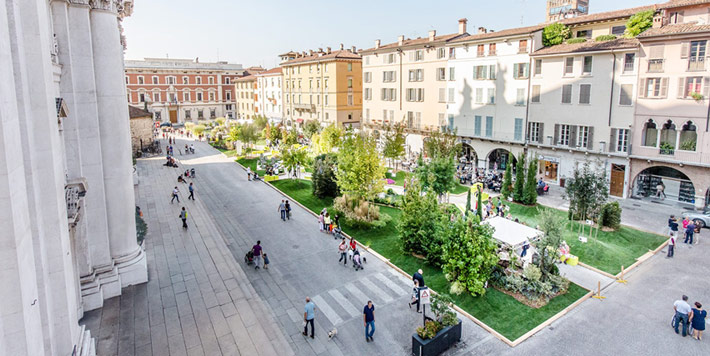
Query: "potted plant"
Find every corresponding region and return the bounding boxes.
[412,294,462,356]
[659,141,675,155]
[690,91,704,101]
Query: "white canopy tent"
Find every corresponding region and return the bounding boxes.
[485,216,543,249]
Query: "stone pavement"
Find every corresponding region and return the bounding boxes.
[81,148,294,356]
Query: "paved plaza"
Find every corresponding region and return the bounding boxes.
[82,138,709,356]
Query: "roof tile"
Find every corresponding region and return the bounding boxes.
[638,23,710,37]
[532,38,639,56]
[280,50,361,65]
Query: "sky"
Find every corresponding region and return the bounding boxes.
[123,0,657,69]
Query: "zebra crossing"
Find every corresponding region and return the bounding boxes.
[310,271,413,328]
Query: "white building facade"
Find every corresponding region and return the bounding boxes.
[255,67,283,123]
[1,0,147,354]
[446,26,544,170]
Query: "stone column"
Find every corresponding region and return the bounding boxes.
[90,0,147,286]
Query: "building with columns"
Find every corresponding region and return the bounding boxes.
[1,0,147,354]
[125,57,246,123]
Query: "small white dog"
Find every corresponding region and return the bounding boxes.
[327,327,338,340]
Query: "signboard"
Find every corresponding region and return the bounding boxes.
[419,287,431,305]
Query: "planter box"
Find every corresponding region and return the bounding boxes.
[411,319,462,356]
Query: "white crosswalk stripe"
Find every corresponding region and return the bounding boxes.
[328,289,361,318]
[358,277,393,303]
[373,272,410,296]
[344,282,370,307]
[388,268,413,284]
[312,295,342,326]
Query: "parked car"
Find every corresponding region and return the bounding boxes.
[681,210,710,229]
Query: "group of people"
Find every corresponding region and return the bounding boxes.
[470,197,512,221]
[250,240,270,270]
[318,209,339,235]
[673,295,706,340]
[246,167,260,181]
[277,200,292,221]
[667,215,701,258]
[301,297,377,342]
[337,237,364,270]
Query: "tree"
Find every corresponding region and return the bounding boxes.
[311,124,344,154]
[270,124,283,143]
[311,154,339,198]
[303,119,321,139]
[513,153,526,202]
[522,159,538,205]
[263,123,272,141]
[542,23,571,46]
[625,10,654,37]
[253,115,269,131]
[465,189,472,216]
[335,132,385,202]
[240,124,258,149]
[476,185,483,219]
[226,125,240,149]
[284,129,298,146]
[399,178,447,266]
[281,145,308,179]
[564,161,609,223]
[193,124,206,136]
[382,123,407,169]
[536,208,566,280]
[416,154,456,200]
[423,129,460,159]
[501,153,513,200]
[443,218,499,296]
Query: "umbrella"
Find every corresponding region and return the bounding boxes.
[160,122,172,127]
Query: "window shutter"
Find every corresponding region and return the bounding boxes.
[660,77,669,98]
[638,79,647,98]
[569,125,578,147]
[513,63,519,78]
[482,66,487,80]
[678,78,686,98]
[703,77,710,97]
[681,42,689,59]
[554,124,560,145]
[650,45,664,59]
[587,127,594,150]
[523,63,529,78]
[678,11,684,24]
[491,65,497,79]
[609,128,617,152]
[538,123,544,143]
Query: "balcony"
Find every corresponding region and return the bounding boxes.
[688,58,705,71]
[293,103,315,111]
[659,147,675,155]
[648,59,664,72]
[65,178,87,227]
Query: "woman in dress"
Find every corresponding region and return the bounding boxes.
[691,302,706,340]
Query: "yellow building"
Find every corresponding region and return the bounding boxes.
[235,75,256,120]
[280,46,362,128]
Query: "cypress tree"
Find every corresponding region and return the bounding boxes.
[523,159,539,205]
[465,188,472,216]
[476,185,483,219]
[513,153,526,202]
[501,153,513,200]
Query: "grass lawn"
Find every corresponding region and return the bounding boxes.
[215,147,237,157]
[236,158,266,176]
[385,171,410,186]
[271,179,589,340]
[449,183,470,195]
[507,203,666,275]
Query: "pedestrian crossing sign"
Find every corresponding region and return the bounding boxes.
[419,287,431,305]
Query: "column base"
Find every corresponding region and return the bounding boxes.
[74,325,96,356]
[114,245,148,288]
[80,264,121,311]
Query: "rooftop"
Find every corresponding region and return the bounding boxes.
[361,32,465,52]
[128,105,152,119]
[125,57,244,71]
[234,75,256,82]
[256,67,282,76]
[532,38,639,56]
[658,0,710,9]
[638,22,710,37]
[450,24,544,44]
[558,4,658,26]
[280,49,361,66]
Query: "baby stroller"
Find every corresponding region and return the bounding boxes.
[333,226,343,240]
[244,250,254,265]
[352,250,363,271]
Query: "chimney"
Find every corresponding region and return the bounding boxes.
[428,30,436,42]
[458,18,468,35]
[478,27,487,34]
[653,12,663,28]
[375,39,381,49]
[398,35,404,46]
[340,43,344,50]
[351,45,356,53]
[308,49,313,56]
[318,47,323,53]
[326,46,331,54]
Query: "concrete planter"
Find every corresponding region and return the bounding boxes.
[411,319,462,356]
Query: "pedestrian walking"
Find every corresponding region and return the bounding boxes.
[667,233,676,258]
[179,207,188,229]
[334,214,340,230]
[669,216,679,239]
[263,253,270,270]
[656,180,666,199]
[338,238,348,265]
[303,297,315,339]
[188,183,195,200]
[252,241,263,270]
[691,302,706,340]
[363,301,375,342]
[324,213,332,234]
[318,212,324,232]
[278,200,287,221]
[674,295,692,337]
[171,186,180,203]
[412,269,425,312]
[247,167,252,181]
[682,216,690,231]
[348,237,356,260]
[285,200,291,220]
[685,221,696,244]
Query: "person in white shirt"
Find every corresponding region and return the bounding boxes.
[674,295,692,336]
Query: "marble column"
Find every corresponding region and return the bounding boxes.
[90,0,147,286]
[61,0,122,310]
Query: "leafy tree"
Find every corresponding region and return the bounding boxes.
[416,155,456,200]
[335,132,385,202]
[443,217,499,296]
[270,124,283,143]
[625,10,654,37]
[423,129,460,159]
[564,161,609,222]
[513,153,526,202]
[399,178,447,266]
[311,124,344,154]
[501,153,513,199]
[253,115,269,131]
[193,124,206,136]
[311,154,339,198]
[536,208,566,280]
[522,159,538,205]
[382,123,407,169]
[226,125,240,148]
[284,129,299,145]
[542,23,571,46]
[303,120,321,139]
[263,123,272,141]
[281,145,308,179]
[598,201,622,230]
[240,124,258,149]
[215,117,226,126]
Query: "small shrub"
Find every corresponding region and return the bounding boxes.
[599,201,622,230]
[566,38,587,44]
[416,320,442,340]
[680,139,697,151]
[542,23,571,46]
[523,265,542,282]
[334,194,389,228]
[595,34,617,42]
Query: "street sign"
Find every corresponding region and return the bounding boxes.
[419,287,431,305]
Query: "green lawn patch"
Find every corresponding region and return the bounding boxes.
[236,157,265,176]
[216,147,237,157]
[507,203,666,275]
[385,171,410,186]
[271,179,589,340]
[449,183,470,195]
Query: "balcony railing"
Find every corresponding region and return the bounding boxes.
[648,59,664,72]
[659,147,675,155]
[689,58,705,71]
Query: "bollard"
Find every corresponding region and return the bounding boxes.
[591,281,606,300]
[616,265,628,285]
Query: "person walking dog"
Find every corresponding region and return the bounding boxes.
[303,297,316,339]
